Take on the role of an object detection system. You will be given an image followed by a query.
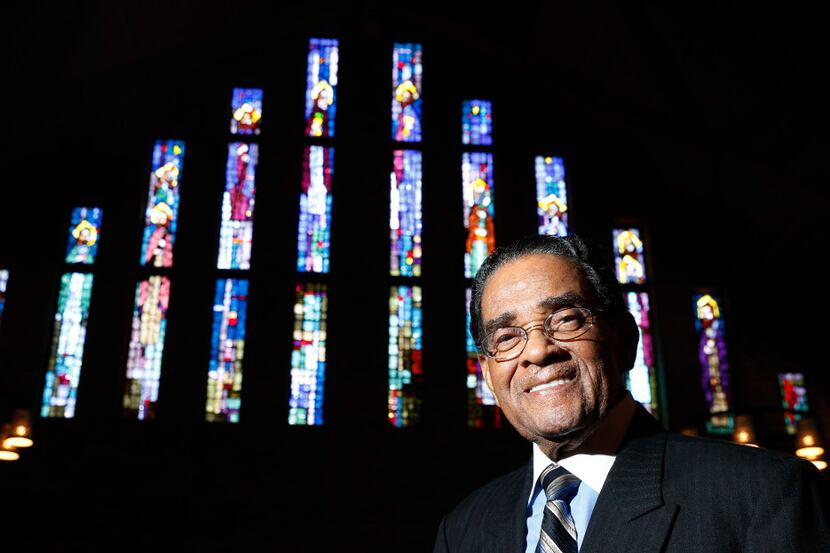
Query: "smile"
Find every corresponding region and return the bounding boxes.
[528,375,575,393]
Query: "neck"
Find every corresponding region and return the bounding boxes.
[536,390,630,462]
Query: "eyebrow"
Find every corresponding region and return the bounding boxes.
[482,292,588,335]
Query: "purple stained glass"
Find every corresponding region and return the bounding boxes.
[536,156,569,237]
[217,142,258,270]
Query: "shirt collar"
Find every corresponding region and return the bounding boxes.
[530,392,637,501]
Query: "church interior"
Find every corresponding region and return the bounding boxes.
[1,2,827,550]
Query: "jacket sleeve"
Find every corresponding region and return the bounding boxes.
[742,457,830,552]
[433,514,451,553]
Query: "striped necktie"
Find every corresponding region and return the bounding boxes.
[536,463,581,553]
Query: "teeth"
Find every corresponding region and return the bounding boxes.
[529,378,571,393]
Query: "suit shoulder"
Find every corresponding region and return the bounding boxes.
[445,462,529,522]
[664,432,822,484]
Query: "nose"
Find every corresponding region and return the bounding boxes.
[521,326,566,364]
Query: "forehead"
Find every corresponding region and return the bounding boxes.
[480,254,591,320]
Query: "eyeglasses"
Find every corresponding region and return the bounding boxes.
[478,306,599,361]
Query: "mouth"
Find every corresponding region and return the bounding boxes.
[525,368,577,394]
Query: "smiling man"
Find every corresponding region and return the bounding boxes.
[433,235,829,553]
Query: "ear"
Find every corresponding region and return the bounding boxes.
[615,310,640,374]
[479,355,500,407]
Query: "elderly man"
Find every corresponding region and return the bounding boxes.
[433,234,829,553]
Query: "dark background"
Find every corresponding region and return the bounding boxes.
[1,1,828,550]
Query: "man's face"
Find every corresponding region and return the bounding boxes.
[479,254,629,449]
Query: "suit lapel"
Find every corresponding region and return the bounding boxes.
[482,458,533,552]
[580,406,678,553]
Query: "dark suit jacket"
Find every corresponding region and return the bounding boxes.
[433,406,830,552]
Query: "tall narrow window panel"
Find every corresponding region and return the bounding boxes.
[230,88,263,135]
[66,207,103,265]
[288,283,328,426]
[206,278,249,423]
[462,152,495,279]
[388,286,422,427]
[389,149,423,277]
[41,272,94,418]
[141,140,185,268]
[391,43,423,143]
[461,100,493,146]
[217,142,259,270]
[305,39,339,138]
[613,229,647,285]
[779,373,809,435]
[297,146,334,274]
[694,293,733,434]
[465,288,500,428]
[625,291,657,413]
[535,156,569,237]
[123,276,171,420]
[0,270,9,324]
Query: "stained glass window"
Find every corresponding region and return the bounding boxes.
[288,283,328,426]
[217,142,259,270]
[465,288,500,429]
[536,156,569,236]
[141,140,184,268]
[462,152,495,279]
[230,88,263,135]
[625,291,657,413]
[305,39,339,138]
[779,373,809,435]
[462,100,493,146]
[41,272,94,418]
[123,276,170,420]
[65,207,103,265]
[391,43,423,143]
[0,270,8,323]
[613,228,647,285]
[390,149,423,277]
[206,278,249,423]
[694,293,733,434]
[388,286,422,427]
[297,146,334,273]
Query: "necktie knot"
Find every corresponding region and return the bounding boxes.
[539,463,581,503]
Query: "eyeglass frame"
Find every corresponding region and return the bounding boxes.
[476,306,607,362]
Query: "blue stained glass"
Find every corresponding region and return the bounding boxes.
[206,278,249,423]
[141,140,184,268]
[230,88,263,135]
[535,156,569,236]
[0,270,8,324]
[388,286,423,427]
[218,142,259,270]
[297,146,334,273]
[391,43,423,143]
[288,283,328,426]
[462,100,493,145]
[465,288,500,428]
[390,150,423,277]
[65,207,103,265]
[41,272,94,418]
[305,38,339,137]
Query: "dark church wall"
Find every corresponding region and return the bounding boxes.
[1,2,827,550]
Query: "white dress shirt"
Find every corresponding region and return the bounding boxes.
[525,392,637,552]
